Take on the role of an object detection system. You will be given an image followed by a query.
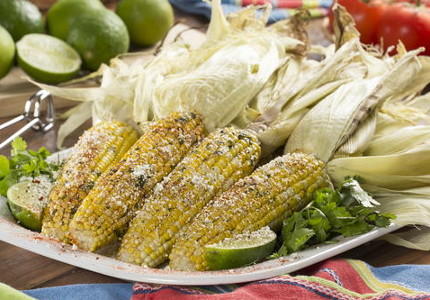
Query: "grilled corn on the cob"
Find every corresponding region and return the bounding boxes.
[117,127,261,267]
[41,121,138,242]
[169,152,328,271]
[68,112,206,252]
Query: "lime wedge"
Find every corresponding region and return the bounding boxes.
[16,33,81,84]
[205,227,277,270]
[6,176,53,231]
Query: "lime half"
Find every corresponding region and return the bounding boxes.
[6,176,53,231]
[205,227,277,270]
[16,33,81,84]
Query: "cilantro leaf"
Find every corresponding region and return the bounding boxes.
[275,178,395,257]
[11,137,27,156]
[340,177,380,207]
[0,138,58,196]
[285,228,315,253]
[0,155,10,178]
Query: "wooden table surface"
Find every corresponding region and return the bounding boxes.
[0,7,430,292]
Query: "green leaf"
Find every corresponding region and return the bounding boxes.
[340,178,380,207]
[11,137,27,156]
[0,175,18,197]
[37,147,51,159]
[274,244,289,257]
[374,215,394,227]
[285,228,315,253]
[308,211,331,242]
[0,138,58,196]
[314,188,341,207]
[275,178,396,259]
[282,212,307,240]
[336,221,373,237]
[0,156,10,178]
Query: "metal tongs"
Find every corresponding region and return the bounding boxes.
[0,90,55,149]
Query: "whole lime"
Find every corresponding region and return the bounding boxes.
[0,25,15,79]
[0,0,45,41]
[116,0,174,47]
[67,10,130,71]
[47,0,105,41]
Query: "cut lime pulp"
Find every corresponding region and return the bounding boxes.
[205,226,277,270]
[16,33,81,84]
[6,176,53,231]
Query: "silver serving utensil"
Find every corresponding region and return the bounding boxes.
[0,90,55,149]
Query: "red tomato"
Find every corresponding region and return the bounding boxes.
[395,0,430,6]
[329,0,386,45]
[376,4,430,56]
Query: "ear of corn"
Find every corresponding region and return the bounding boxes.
[41,121,139,242]
[68,112,206,252]
[117,127,261,267]
[169,152,328,271]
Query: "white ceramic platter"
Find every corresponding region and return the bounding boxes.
[0,150,401,285]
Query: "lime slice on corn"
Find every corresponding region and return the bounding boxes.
[16,33,81,84]
[205,226,277,270]
[6,176,53,231]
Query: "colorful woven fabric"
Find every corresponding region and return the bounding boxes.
[222,0,333,9]
[169,0,333,23]
[131,259,430,300]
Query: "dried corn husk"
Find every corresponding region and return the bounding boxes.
[285,44,422,162]
[328,85,430,249]
[30,0,309,146]
[364,185,430,251]
[382,227,430,251]
[234,36,365,155]
[139,0,305,131]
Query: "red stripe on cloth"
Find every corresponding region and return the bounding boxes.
[241,0,268,6]
[131,259,430,300]
[276,0,304,8]
[132,278,351,300]
[301,259,375,294]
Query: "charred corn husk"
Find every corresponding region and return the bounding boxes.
[169,152,327,271]
[68,112,206,252]
[117,127,261,267]
[41,121,138,242]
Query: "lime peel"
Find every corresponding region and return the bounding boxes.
[0,25,15,79]
[6,176,53,231]
[205,227,277,270]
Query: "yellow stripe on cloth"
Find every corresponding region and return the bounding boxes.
[348,259,425,296]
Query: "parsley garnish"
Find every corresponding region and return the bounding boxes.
[0,138,59,196]
[273,178,395,257]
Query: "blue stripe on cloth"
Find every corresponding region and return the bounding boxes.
[319,0,334,8]
[368,264,430,294]
[169,0,303,23]
[23,283,133,300]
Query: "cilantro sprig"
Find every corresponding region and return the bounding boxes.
[0,138,59,196]
[273,178,395,257]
